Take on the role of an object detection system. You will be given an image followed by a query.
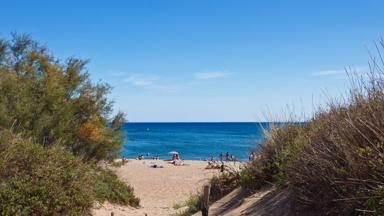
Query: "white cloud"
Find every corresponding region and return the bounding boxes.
[124,75,157,87]
[194,71,232,80]
[123,74,179,92]
[312,69,345,76]
[311,67,368,78]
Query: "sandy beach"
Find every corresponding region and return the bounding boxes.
[92,159,233,216]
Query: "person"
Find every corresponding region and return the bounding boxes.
[249,152,253,162]
[210,156,214,162]
[205,161,220,169]
[233,155,236,164]
[220,162,225,172]
[220,152,224,162]
[226,152,229,161]
[122,156,127,164]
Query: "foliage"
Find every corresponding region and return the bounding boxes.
[0,130,94,215]
[172,195,202,216]
[0,130,139,215]
[209,172,240,203]
[240,123,305,190]
[0,33,124,161]
[93,168,140,207]
[237,40,384,215]
[0,34,138,215]
[286,74,384,215]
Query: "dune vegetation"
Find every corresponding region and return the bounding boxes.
[209,40,384,215]
[0,34,139,215]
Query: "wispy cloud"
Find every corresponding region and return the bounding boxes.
[311,66,368,78]
[123,74,178,92]
[312,69,345,76]
[194,71,233,80]
[124,74,157,87]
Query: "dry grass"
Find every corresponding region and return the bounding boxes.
[238,39,384,215]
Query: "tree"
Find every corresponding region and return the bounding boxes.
[0,33,124,161]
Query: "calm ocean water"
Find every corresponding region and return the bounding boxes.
[121,122,269,161]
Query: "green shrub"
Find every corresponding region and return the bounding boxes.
[0,130,139,215]
[0,130,94,215]
[172,195,202,216]
[93,168,140,207]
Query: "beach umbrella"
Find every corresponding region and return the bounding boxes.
[168,151,179,155]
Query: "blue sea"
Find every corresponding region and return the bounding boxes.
[121,122,269,161]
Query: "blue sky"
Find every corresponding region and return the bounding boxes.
[1,0,383,122]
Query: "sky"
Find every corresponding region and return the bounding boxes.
[1,0,384,122]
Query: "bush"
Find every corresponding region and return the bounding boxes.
[93,168,140,207]
[0,33,139,215]
[0,33,125,161]
[238,40,384,215]
[240,123,305,190]
[209,172,240,202]
[0,130,94,215]
[287,79,384,215]
[0,130,139,215]
[172,195,202,216]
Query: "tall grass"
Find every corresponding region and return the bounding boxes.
[239,40,384,215]
[240,123,305,190]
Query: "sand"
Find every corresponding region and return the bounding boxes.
[193,186,292,216]
[92,159,231,216]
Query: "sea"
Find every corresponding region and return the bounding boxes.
[121,122,270,161]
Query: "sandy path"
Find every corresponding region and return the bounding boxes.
[193,186,292,216]
[92,160,219,216]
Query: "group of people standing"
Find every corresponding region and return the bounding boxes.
[219,152,236,162]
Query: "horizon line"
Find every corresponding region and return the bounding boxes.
[125,121,303,123]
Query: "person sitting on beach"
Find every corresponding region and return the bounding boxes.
[205,161,220,169]
[171,160,184,166]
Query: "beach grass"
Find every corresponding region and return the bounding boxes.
[235,40,384,215]
[172,195,202,216]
